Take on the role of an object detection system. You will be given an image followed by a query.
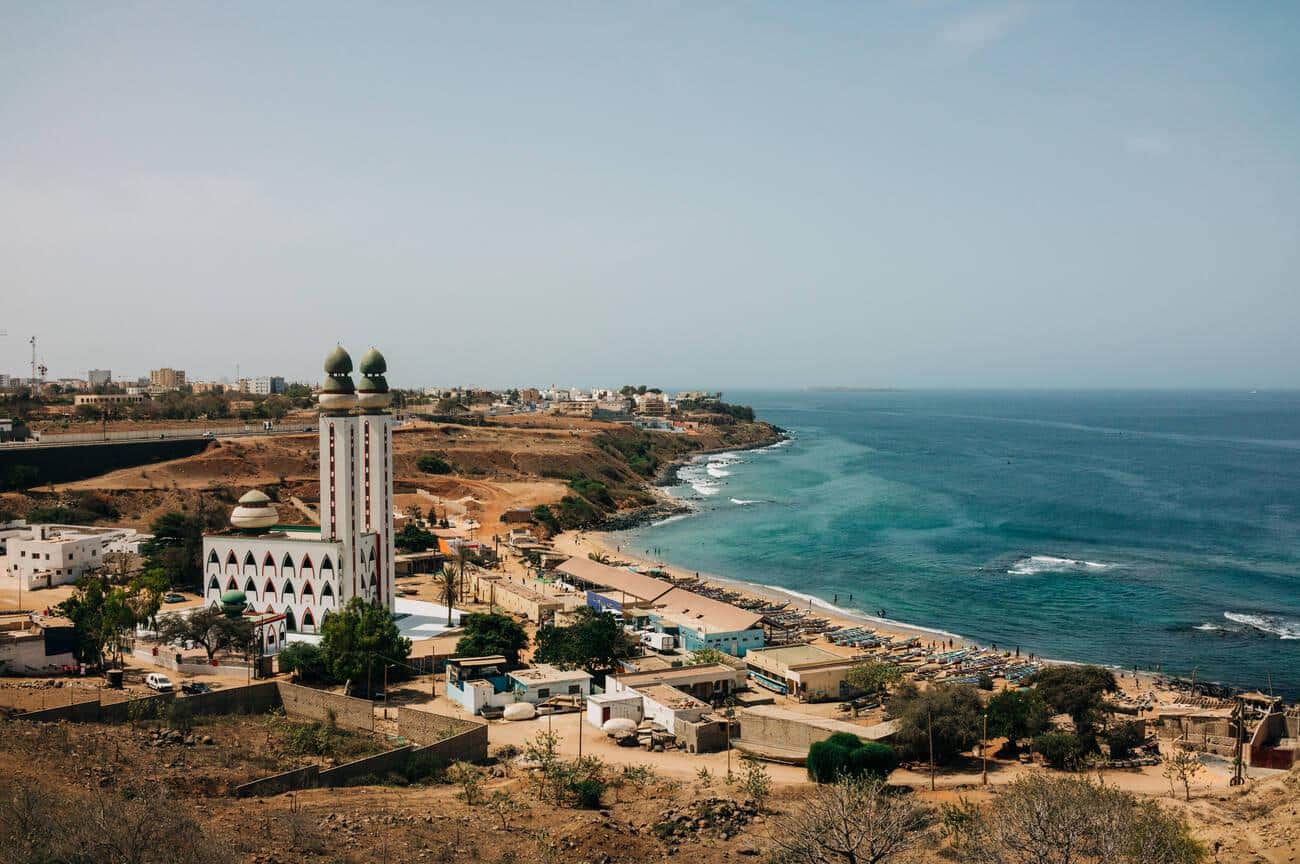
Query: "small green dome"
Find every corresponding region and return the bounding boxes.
[324,345,353,375]
[359,347,387,375]
[321,374,355,394]
[219,590,247,617]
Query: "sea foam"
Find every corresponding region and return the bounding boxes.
[1224,612,1300,640]
[1007,555,1111,576]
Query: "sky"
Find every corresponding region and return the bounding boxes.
[2,2,1299,390]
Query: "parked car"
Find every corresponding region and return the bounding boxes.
[145,673,174,692]
[163,593,186,603]
[181,682,212,695]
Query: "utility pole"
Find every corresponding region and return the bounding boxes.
[1230,697,1246,786]
[982,712,988,786]
[928,711,936,792]
[29,336,38,395]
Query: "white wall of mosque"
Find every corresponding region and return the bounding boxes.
[201,534,381,634]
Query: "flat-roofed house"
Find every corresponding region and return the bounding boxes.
[605,663,748,706]
[745,643,861,701]
[507,664,592,703]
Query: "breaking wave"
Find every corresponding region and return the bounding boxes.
[1223,612,1300,640]
[1007,555,1112,576]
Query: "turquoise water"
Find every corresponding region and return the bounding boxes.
[618,391,1300,697]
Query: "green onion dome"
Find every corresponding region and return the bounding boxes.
[359,347,387,376]
[320,345,358,412]
[324,345,353,375]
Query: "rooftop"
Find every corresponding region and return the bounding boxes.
[613,663,739,686]
[638,683,708,711]
[746,643,848,668]
[652,587,763,634]
[741,704,899,741]
[508,663,593,686]
[555,556,674,603]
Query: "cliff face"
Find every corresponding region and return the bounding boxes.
[10,413,781,532]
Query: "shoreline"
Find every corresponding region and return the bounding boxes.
[557,433,1190,700]
[558,527,1180,700]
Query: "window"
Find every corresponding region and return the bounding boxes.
[263,552,275,568]
[568,684,581,695]
[208,549,219,565]
[243,551,255,568]
[281,552,294,568]
[225,550,237,567]
[320,555,334,572]
[263,578,274,596]
[301,581,314,599]
[321,583,334,600]
[302,609,315,629]
[226,577,237,591]
[537,688,550,698]
[282,580,294,598]
[244,577,256,594]
[208,576,220,592]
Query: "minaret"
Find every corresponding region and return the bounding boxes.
[356,347,395,610]
[318,346,360,602]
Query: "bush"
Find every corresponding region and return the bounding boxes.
[847,741,899,778]
[807,733,897,783]
[1035,730,1085,770]
[417,453,454,474]
[571,778,606,809]
[1106,720,1146,758]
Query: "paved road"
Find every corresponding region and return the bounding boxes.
[0,426,316,449]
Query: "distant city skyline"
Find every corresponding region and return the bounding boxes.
[4,3,1299,389]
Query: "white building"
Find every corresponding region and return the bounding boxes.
[1,523,150,590]
[201,346,396,648]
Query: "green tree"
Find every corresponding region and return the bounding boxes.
[154,606,254,663]
[435,566,459,626]
[846,660,903,699]
[1029,665,1118,741]
[319,597,412,696]
[140,512,206,590]
[1106,720,1146,759]
[455,613,529,665]
[986,687,1051,752]
[278,641,327,682]
[1034,730,1086,770]
[416,453,454,474]
[886,682,984,766]
[533,607,636,677]
[394,521,437,553]
[56,577,143,668]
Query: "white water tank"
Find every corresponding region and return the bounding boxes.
[503,702,537,721]
[602,717,637,735]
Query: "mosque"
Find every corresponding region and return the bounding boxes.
[201,345,396,653]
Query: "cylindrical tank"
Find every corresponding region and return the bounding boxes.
[602,717,637,735]
[503,702,537,721]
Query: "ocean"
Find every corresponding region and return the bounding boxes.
[615,390,1300,698]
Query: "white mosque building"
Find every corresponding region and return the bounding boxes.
[202,346,396,652]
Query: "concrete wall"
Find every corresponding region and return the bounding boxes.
[276,681,374,732]
[17,682,279,724]
[678,717,729,754]
[234,765,321,798]
[0,438,209,491]
[396,706,480,745]
[736,705,894,758]
[413,722,488,764]
[318,745,414,786]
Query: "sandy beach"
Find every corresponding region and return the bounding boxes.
[550,511,1170,701]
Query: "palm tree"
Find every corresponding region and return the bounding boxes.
[436,566,458,626]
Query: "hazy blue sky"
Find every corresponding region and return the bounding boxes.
[3,2,1298,389]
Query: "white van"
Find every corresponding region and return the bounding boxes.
[145,673,174,692]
